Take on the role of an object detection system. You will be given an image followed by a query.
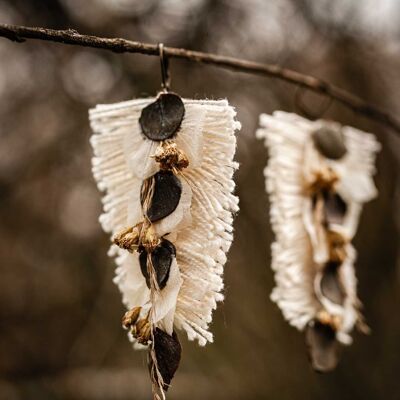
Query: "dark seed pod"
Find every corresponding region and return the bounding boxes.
[320,262,345,305]
[322,190,347,225]
[139,239,176,290]
[149,328,182,391]
[312,126,347,160]
[139,93,185,141]
[305,320,341,372]
[142,171,182,222]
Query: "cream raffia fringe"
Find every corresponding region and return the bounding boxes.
[256,111,380,344]
[90,98,240,346]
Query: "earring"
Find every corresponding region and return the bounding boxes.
[90,44,240,398]
[256,112,380,372]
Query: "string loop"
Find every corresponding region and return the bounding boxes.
[295,86,333,120]
[158,43,170,92]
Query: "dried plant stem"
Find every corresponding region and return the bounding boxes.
[148,257,165,400]
[140,176,165,399]
[0,23,399,134]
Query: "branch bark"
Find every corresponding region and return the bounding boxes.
[0,23,399,134]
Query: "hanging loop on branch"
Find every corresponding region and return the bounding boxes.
[295,86,333,121]
[159,43,170,92]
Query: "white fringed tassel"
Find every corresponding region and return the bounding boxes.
[90,97,240,347]
[257,111,380,345]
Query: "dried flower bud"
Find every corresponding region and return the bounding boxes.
[122,307,141,329]
[137,323,151,345]
[308,167,338,196]
[316,309,342,330]
[113,224,141,252]
[140,224,161,252]
[327,230,347,263]
[135,318,151,345]
[153,141,189,171]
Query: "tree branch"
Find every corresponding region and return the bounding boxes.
[0,23,399,134]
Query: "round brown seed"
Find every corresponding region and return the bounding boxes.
[320,262,345,305]
[312,126,347,160]
[305,320,341,372]
[139,239,176,290]
[142,171,182,222]
[139,93,185,141]
[322,190,348,226]
[148,328,182,391]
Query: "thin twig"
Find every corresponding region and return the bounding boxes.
[0,23,399,134]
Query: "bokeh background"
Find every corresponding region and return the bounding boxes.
[0,1,399,399]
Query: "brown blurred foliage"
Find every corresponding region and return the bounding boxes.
[0,1,399,399]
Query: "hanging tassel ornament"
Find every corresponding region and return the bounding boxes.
[89,44,240,398]
[256,112,380,372]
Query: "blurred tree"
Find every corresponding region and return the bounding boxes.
[0,1,398,399]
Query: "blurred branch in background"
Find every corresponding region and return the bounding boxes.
[1,23,400,134]
[0,1,399,400]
